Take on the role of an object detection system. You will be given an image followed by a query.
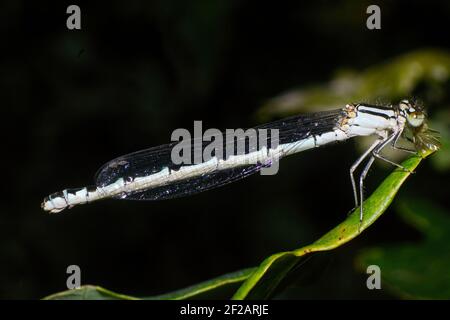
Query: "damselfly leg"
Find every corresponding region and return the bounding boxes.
[354,129,415,229]
[392,132,418,154]
[372,131,414,173]
[359,154,375,224]
[349,139,382,208]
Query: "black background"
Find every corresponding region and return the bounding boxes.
[1,0,449,299]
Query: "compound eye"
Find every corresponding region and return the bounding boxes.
[407,111,425,127]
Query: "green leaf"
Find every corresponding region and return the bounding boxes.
[145,268,255,300]
[43,268,255,300]
[355,199,450,299]
[232,151,434,299]
[44,151,435,300]
[43,285,139,300]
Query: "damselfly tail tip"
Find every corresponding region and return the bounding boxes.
[41,194,68,214]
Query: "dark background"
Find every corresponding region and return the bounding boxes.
[1,0,449,299]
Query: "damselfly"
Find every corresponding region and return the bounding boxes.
[42,99,439,223]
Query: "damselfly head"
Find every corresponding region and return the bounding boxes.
[399,99,440,152]
[399,99,425,128]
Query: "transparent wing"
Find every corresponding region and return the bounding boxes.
[94,109,344,201]
[120,162,269,201]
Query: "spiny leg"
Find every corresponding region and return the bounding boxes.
[359,155,375,227]
[373,152,414,172]
[349,139,382,208]
[373,131,414,173]
[357,131,392,228]
[392,145,417,154]
[357,130,414,230]
[392,131,417,154]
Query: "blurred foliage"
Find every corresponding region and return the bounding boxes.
[258,49,450,172]
[429,109,450,172]
[356,199,450,299]
[44,152,432,299]
[257,49,450,119]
